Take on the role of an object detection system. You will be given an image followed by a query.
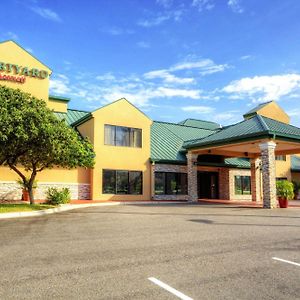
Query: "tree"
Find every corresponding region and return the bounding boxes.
[0,85,95,204]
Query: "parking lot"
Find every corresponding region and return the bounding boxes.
[0,203,299,299]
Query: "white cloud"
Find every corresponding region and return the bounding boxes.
[144,69,194,84]
[156,0,173,8]
[170,58,229,75]
[287,108,300,117]
[240,55,253,60]
[49,74,71,95]
[100,27,134,35]
[155,87,201,99]
[96,73,116,81]
[213,110,241,123]
[192,0,215,12]
[31,7,62,22]
[137,10,184,27]
[137,41,150,48]
[5,32,19,40]
[223,74,300,103]
[181,105,215,114]
[25,48,33,53]
[227,0,244,13]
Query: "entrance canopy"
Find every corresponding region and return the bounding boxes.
[183,115,300,157]
[183,115,300,209]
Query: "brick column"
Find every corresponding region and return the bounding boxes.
[186,152,198,203]
[250,158,261,202]
[259,141,277,209]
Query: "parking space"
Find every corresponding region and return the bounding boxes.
[0,203,299,299]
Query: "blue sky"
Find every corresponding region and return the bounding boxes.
[2,0,300,126]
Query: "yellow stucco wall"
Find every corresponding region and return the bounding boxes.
[0,166,90,184]
[80,99,152,201]
[252,101,292,179]
[0,41,91,190]
[0,41,51,101]
[275,157,292,180]
[48,99,68,113]
[78,118,95,144]
[258,101,290,124]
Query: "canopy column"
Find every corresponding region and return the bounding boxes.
[186,152,198,203]
[250,158,261,202]
[259,141,277,208]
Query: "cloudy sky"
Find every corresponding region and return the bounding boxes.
[2,0,300,126]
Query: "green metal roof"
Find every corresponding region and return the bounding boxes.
[224,157,250,168]
[184,115,300,150]
[54,109,91,126]
[178,118,221,130]
[243,101,273,118]
[291,155,300,172]
[49,95,71,102]
[151,121,216,163]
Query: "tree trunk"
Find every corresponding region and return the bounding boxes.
[28,185,35,205]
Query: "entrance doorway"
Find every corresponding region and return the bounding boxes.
[198,172,219,199]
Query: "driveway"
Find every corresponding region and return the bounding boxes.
[0,203,299,299]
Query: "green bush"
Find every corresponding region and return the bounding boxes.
[46,187,71,205]
[276,180,294,200]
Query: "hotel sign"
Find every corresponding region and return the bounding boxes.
[0,62,49,84]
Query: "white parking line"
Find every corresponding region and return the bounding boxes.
[272,257,300,267]
[148,277,193,300]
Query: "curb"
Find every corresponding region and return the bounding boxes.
[0,202,120,219]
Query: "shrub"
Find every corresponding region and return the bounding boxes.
[276,180,294,200]
[46,187,71,205]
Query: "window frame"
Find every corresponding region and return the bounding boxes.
[104,124,142,148]
[234,175,251,195]
[154,172,188,195]
[102,169,143,195]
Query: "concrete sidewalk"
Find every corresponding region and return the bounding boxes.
[0,202,120,219]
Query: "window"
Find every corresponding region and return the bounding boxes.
[103,170,116,194]
[104,125,142,148]
[155,172,188,195]
[102,170,143,194]
[276,177,288,181]
[276,155,286,161]
[235,176,251,195]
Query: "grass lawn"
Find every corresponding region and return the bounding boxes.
[0,204,55,213]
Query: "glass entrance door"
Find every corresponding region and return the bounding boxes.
[198,172,219,199]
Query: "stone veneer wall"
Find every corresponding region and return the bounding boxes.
[0,181,90,201]
[229,169,252,201]
[152,164,189,201]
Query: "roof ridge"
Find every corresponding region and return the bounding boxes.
[256,114,270,131]
[159,123,185,142]
[67,108,90,113]
[180,118,220,125]
[261,115,300,130]
[153,120,215,132]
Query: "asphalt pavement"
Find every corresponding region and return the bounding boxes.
[0,203,299,299]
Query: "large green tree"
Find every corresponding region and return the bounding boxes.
[0,85,94,204]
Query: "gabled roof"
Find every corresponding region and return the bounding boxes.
[178,118,221,130]
[93,98,152,121]
[291,155,300,172]
[55,109,91,126]
[49,95,70,102]
[243,101,273,118]
[151,121,216,163]
[184,115,300,150]
[0,40,52,72]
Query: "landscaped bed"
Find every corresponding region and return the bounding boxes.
[0,204,55,213]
